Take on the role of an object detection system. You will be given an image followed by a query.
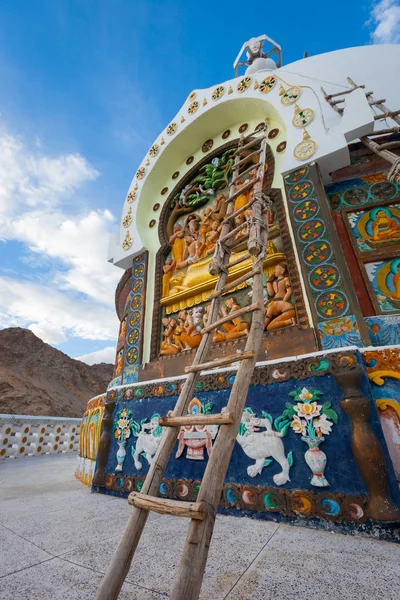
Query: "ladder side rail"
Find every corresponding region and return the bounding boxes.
[169,134,269,600]
[95,136,245,600]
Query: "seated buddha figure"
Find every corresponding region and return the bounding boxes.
[371,209,400,242]
[264,264,296,331]
[391,262,400,301]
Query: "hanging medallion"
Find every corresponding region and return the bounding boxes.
[122,207,132,228]
[122,230,133,251]
[127,190,136,204]
[149,144,160,158]
[188,101,199,114]
[279,84,301,106]
[292,104,314,128]
[136,167,146,180]
[294,129,317,161]
[188,91,197,101]
[166,122,177,136]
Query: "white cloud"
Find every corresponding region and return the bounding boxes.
[368,0,400,44]
[77,346,116,365]
[0,277,119,341]
[28,322,67,345]
[0,125,122,352]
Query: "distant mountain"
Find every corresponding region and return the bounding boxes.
[0,327,114,418]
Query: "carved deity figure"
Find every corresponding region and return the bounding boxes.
[169,223,185,266]
[264,264,296,330]
[220,296,249,341]
[162,257,176,297]
[176,235,204,269]
[160,317,180,355]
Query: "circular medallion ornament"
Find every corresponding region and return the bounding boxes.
[259,76,276,93]
[188,91,197,101]
[153,203,160,211]
[370,181,397,200]
[132,278,144,292]
[126,346,139,364]
[161,187,168,195]
[303,240,332,265]
[237,76,252,93]
[254,122,266,133]
[131,294,141,309]
[316,290,348,318]
[222,129,231,139]
[136,167,146,180]
[343,187,368,205]
[186,156,194,165]
[134,263,144,277]
[328,194,342,210]
[286,168,308,184]
[188,101,199,115]
[149,219,156,228]
[122,230,133,251]
[294,131,317,161]
[293,199,319,221]
[298,219,325,242]
[128,328,139,346]
[277,141,287,153]
[122,209,132,228]
[127,190,136,203]
[211,85,225,100]
[280,85,301,106]
[149,144,160,157]
[309,264,340,290]
[129,311,140,326]
[288,180,313,201]
[166,122,177,136]
[238,123,248,133]
[172,171,180,179]
[292,105,314,128]
[268,128,280,139]
[202,139,213,153]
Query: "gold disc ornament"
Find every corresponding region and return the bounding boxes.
[279,84,301,106]
[294,129,317,161]
[292,104,314,128]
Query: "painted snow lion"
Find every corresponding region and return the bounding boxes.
[236,407,292,485]
[131,414,163,470]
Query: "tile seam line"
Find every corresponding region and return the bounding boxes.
[221,524,281,600]
[57,555,169,597]
[0,522,58,558]
[0,556,55,580]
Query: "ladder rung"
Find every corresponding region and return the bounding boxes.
[219,220,248,244]
[227,252,252,269]
[208,266,261,300]
[229,232,250,250]
[232,161,262,184]
[369,99,386,106]
[128,492,207,520]
[227,178,260,203]
[223,195,259,224]
[159,412,233,427]
[374,109,400,121]
[233,149,262,170]
[185,350,255,373]
[201,302,261,334]
[234,139,261,155]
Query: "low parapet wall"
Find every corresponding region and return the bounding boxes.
[0,414,80,459]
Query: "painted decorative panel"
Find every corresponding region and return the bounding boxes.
[123,252,148,384]
[365,257,400,314]
[284,167,363,349]
[346,204,400,254]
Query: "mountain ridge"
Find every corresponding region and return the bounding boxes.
[0,327,113,417]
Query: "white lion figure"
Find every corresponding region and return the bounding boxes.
[131,414,163,470]
[236,407,291,485]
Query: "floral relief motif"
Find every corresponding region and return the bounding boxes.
[149,144,160,157]
[113,407,135,472]
[188,101,199,114]
[122,230,133,251]
[286,387,338,487]
[136,167,146,180]
[127,190,136,203]
[122,206,132,228]
[259,76,276,93]
[279,84,301,106]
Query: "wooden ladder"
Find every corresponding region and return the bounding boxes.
[95,124,271,600]
[322,77,400,184]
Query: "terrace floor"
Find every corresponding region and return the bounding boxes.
[0,454,399,599]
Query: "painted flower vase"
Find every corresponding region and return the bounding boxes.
[302,436,329,487]
[115,441,127,472]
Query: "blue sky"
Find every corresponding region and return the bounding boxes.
[0,0,398,364]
